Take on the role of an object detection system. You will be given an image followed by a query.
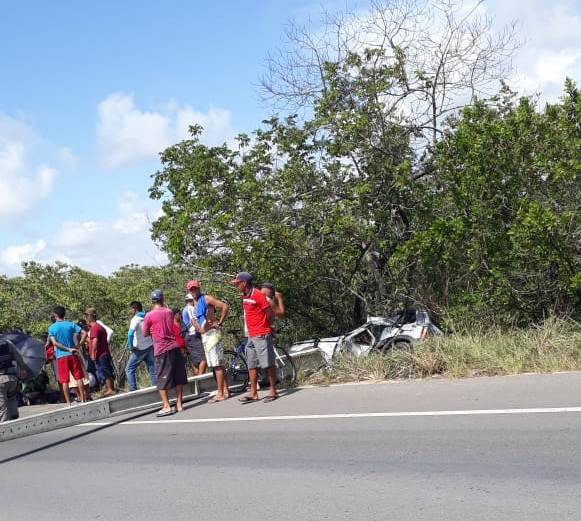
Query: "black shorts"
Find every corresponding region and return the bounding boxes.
[185,334,206,365]
[154,348,187,390]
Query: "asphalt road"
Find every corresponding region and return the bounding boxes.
[2,373,581,520]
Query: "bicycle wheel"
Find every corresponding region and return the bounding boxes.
[224,349,248,393]
[274,346,296,387]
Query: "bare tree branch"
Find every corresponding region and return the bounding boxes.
[260,0,520,146]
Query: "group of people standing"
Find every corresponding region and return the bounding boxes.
[1,271,286,420]
[46,306,116,406]
[120,280,233,416]
[131,272,285,417]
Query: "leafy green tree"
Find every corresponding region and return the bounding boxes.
[393,82,580,325]
[150,43,579,336]
[149,57,417,339]
[0,262,203,351]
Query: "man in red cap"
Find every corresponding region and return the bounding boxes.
[231,272,278,403]
[183,281,207,375]
[185,280,230,402]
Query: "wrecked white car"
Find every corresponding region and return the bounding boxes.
[288,308,443,364]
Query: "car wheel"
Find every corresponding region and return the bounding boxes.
[391,340,412,352]
[378,337,414,354]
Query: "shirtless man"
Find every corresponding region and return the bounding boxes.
[260,282,286,321]
[185,280,230,402]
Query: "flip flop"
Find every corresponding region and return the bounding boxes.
[208,397,226,404]
[263,395,278,403]
[238,396,260,404]
[156,408,175,417]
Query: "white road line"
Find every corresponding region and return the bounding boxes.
[80,406,581,427]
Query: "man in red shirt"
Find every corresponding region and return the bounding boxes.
[85,308,116,396]
[143,290,187,416]
[231,272,278,403]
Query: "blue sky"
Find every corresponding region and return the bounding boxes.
[1,0,580,276]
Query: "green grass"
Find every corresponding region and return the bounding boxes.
[304,317,581,385]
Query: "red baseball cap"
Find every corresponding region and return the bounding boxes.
[186,280,201,290]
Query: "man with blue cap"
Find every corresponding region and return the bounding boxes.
[143,289,187,416]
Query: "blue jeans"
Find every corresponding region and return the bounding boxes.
[125,348,157,391]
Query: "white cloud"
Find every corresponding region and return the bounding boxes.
[97,93,172,169]
[54,221,103,249]
[50,191,166,272]
[113,190,151,234]
[534,49,581,87]
[0,116,59,222]
[176,107,233,148]
[97,93,236,169]
[0,240,46,267]
[0,191,167,276]
[488,0,581,101]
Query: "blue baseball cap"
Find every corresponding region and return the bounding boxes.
[230,272,253,284]
[150,289,164,302]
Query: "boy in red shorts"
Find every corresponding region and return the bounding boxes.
[48,305,87,405]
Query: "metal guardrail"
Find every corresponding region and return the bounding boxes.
[0,373,216,442]
[0,348,324,442]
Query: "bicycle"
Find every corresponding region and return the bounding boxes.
[224,331,297,393]
[223,334,249,393]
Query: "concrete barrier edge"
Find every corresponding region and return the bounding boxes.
[0,349,322,442]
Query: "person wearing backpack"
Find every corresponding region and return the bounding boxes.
[125,301,157,391]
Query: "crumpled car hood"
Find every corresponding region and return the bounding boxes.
[289,336,343,362]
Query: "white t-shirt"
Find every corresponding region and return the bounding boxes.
[185,304,198,335]
[97,320,114,343]
[129,315,153,350]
